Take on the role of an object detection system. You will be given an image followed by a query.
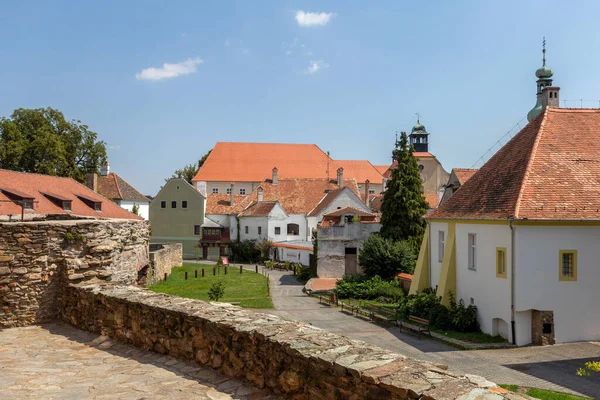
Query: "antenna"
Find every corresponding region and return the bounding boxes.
[326,151,330,180]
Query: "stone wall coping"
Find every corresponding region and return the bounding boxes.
[68,282,529,399]
[0,218,146,227]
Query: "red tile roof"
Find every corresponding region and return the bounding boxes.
[237,201,278,217]
[374,165,390,175]
[205,194,246,215]
[0,169,142,220]
[97,173,150,203]
[429,108,600,221]
[322,206,376,218]
[332,160,383,184]
[424,193,439,209]
[236,178,360,215]
[453,168,478,185]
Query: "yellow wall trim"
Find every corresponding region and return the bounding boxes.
[436,222,456,307]
[409,225,430,295]
[496,247,507,279]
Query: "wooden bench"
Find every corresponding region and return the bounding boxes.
[402,316,431,339]
[362,304,399,326]
[340,301,359,315]
[318,294,335,306]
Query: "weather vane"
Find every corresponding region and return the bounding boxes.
[415,112,420,123]
[542,37,546,65]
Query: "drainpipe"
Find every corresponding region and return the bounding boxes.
[509,219,516,345]
[427,221,432,289]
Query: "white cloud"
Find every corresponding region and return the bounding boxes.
[135,57,203,81]
[295,11,335,27]
[304,60,329,74]
[108,144,120,150]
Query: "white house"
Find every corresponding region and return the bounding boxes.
[410,78,600,345]
[94,162,151,219]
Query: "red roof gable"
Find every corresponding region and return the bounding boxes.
[97,173,149,202]
[0,169,142,220]
[453,168,478,185]
[429,108,600,221]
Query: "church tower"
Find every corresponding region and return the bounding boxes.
[408,117,430,153]
[527,38,555,122]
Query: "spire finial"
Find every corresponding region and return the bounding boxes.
[415,112,420,124]
[542,37,546,66]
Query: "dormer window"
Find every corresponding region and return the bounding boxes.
[77,194,102,212]
[1,188,35,210]
[41,192,72,212]
[21,199,34,210]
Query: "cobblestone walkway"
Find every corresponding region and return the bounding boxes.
[260,270,600,399]
[0,324,279,400]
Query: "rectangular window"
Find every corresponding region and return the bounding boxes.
[212,188,219,194]
[194,225,200,235]
[182,201,188,209]
[559,250,577,281]
[245,226,249,234]
[275,227,281,235]
[438,231,445,262]
[496,247,507,278]
[171,201,177,208]
[160,200,166,209]
[468,233,476,270]
[226,188,232,194]
[239,188,246,195]
[258,226,262,235]
[368,189,376,195]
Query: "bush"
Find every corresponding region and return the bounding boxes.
[229,240,261,263]
[359,235,416,280]
[297,265,314,283]
[208,280,226,301]
[334,275,405,303]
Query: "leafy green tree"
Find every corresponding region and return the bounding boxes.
[208,280,226,302]
[166,149,212,185]
[379,131,429,251]
[0,107,107,182]
[255,239,274,261]
[359,234,416,280]
[131,203,140,216]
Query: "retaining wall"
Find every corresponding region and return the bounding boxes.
[148,243,182,285]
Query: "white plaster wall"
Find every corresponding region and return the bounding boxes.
[454,223,512,341]
[315,190,371,218]
[118,200,150,220]
[514,310,532,346]
[429,221,447,290]
[278,247,311,266]
[357,183,383,196]
[515,225,600,344]
[285,214,309,241]
[239,216,268,242]
[206,214,230,228]
[205,181,257,195]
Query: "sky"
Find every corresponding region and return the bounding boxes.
[2,1,600,195]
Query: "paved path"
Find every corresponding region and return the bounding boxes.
[0,324,279,400]
[259,270,600,399]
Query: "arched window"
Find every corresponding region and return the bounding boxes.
[287,223,300,235]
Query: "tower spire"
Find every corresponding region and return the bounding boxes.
[542,37,546,66]
[527,38,555,122]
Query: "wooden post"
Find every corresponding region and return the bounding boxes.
[185,271,188,280]
[213,267,216,276]
[224,266,228,275]
[202,269,205,277]
[164,273,167,281]
[195,269,198,278]
[255,264,258,273]
[240,265,243,274]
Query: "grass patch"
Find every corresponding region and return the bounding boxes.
[432,329,506,344]
[499,384,592,400]
[149,264,273,309]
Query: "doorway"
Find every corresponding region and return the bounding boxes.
[344,247,358,275]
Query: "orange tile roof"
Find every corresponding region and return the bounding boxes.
[430,108,600,221]
[413,152,434,158]
[97,173,149,202]
[374,165,390,175]
[272,242,313,251]
[452,168,478,185]
[332,160,383,184]
[322,206,376,218]
[0,169,142,220]
[424,193,439,209]
[193,142,331,182]
[397,273,413,280]
[237,201,278,217]
[205,194,246,215]
[370,195,384,212]
[235,178,360,215]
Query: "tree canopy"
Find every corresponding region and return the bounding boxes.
[379,131,429,251]
[166,150,212,185]
[359,234,416,279]
[0,107,107,182]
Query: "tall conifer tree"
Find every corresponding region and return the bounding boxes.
[380,131,429,250]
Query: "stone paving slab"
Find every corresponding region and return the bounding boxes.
[261,270,600,399]
[0,324,280,400]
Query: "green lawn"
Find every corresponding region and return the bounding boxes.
[499,385,591,400]
[149,264,273,309]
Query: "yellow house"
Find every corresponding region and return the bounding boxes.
[149,178,206,258]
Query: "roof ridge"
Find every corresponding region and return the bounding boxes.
[112,173,150,202]
[514,108,548,219]
[111,173,124,200]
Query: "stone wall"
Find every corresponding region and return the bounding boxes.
[317,239,364,278]
[61,282,524,400]
[148,243,182,285]
[0,219,149,328]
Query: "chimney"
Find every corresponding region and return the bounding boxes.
[100,161,110,177]
[272,167,278,185]
[382,177,388,192]
[542,86,560,109]
[85,172,98,192]
[364,179,370,205]
[229,183,235,206]
[336,167,344,187]
[257,187,263,202]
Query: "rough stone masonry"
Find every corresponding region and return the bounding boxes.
[0,218,149,328]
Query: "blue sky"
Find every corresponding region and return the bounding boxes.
[1,1,600,195]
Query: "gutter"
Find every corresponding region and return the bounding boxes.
[509,219,516,345]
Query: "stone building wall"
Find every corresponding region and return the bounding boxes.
[0,219,149,329]
[317,239,363,278]
[148,243,182,285]
[61,282,524,400]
